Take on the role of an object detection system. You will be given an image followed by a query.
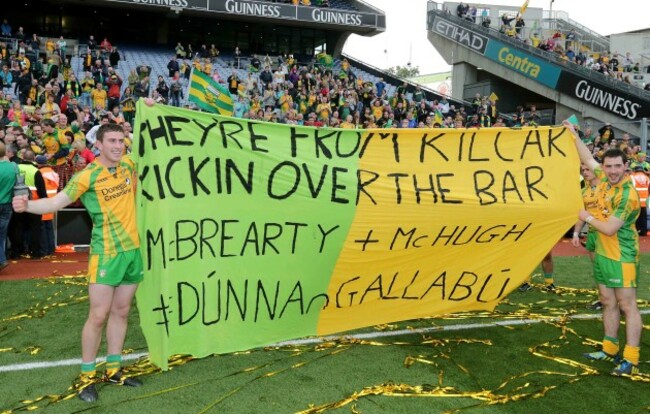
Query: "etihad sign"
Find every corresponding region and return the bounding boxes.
[432,17,488,54]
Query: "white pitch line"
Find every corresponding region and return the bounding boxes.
[0,353,149,373]
[273,309,650,346]
[1,310,649,373]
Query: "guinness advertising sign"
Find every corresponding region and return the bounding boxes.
[210,0,294,18]
[297,7,375,27]
[107,0,381,29]
[119,0,209,10]
[557,71,649,120]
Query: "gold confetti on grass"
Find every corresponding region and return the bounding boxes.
[1,278,649,413]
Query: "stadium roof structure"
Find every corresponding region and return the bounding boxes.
[57,0,386,34]
[608,27,650,36]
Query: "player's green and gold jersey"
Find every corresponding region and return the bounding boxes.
[63,156,139,254]
[593,167,639,262]
[581,182,599,216]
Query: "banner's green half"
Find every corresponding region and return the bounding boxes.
[133,101,359,368]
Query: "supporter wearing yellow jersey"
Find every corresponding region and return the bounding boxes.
[316,95,331,122]
[371,99,383,121]
[202,59,212,75]
[41,118,70,167]
[90,82,107,110]
[340,114,355,129]
[572,163,604,310]
[12,123,143,403]
[572,164,601,254]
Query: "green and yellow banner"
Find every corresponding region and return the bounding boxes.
[133,101,582,369]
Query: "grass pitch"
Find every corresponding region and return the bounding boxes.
[1,255,649,414]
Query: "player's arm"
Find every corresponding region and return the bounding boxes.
[12,191,73,215]
[563,120,598,171]
[571,220,584,247]
[578,210,624,237]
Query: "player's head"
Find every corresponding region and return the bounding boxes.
[602,148,628,185]
[96,123,125,143]
[96,124,126,165]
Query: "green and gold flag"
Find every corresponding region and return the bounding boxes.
[188,70,233,116]
[316,52,333,69]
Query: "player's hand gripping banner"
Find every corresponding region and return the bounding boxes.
[132,101,581,369]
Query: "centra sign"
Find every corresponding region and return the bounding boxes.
[484,40,561,89]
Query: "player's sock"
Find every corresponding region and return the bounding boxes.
[105,354,122,378]
[622,345,640,366]
[543,273,554,286]
[602,336,620,356]
[81,361,96,380]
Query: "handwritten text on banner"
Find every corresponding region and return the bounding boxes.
[132,102,581,369]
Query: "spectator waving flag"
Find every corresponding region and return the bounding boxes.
[316,52,334,69]
[519,0,529,15]
[188,70,233,116]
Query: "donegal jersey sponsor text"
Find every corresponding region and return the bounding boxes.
[64,157,139,254]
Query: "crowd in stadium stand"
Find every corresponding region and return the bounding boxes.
[453,3,649,91]
[527,32,644,88]
[2,11,649,262]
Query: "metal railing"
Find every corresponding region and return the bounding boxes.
[427,1,443,12]
[544,20,609,53]
[538,20,608,54]
[426,2,650,102]
[542,10,609,45]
